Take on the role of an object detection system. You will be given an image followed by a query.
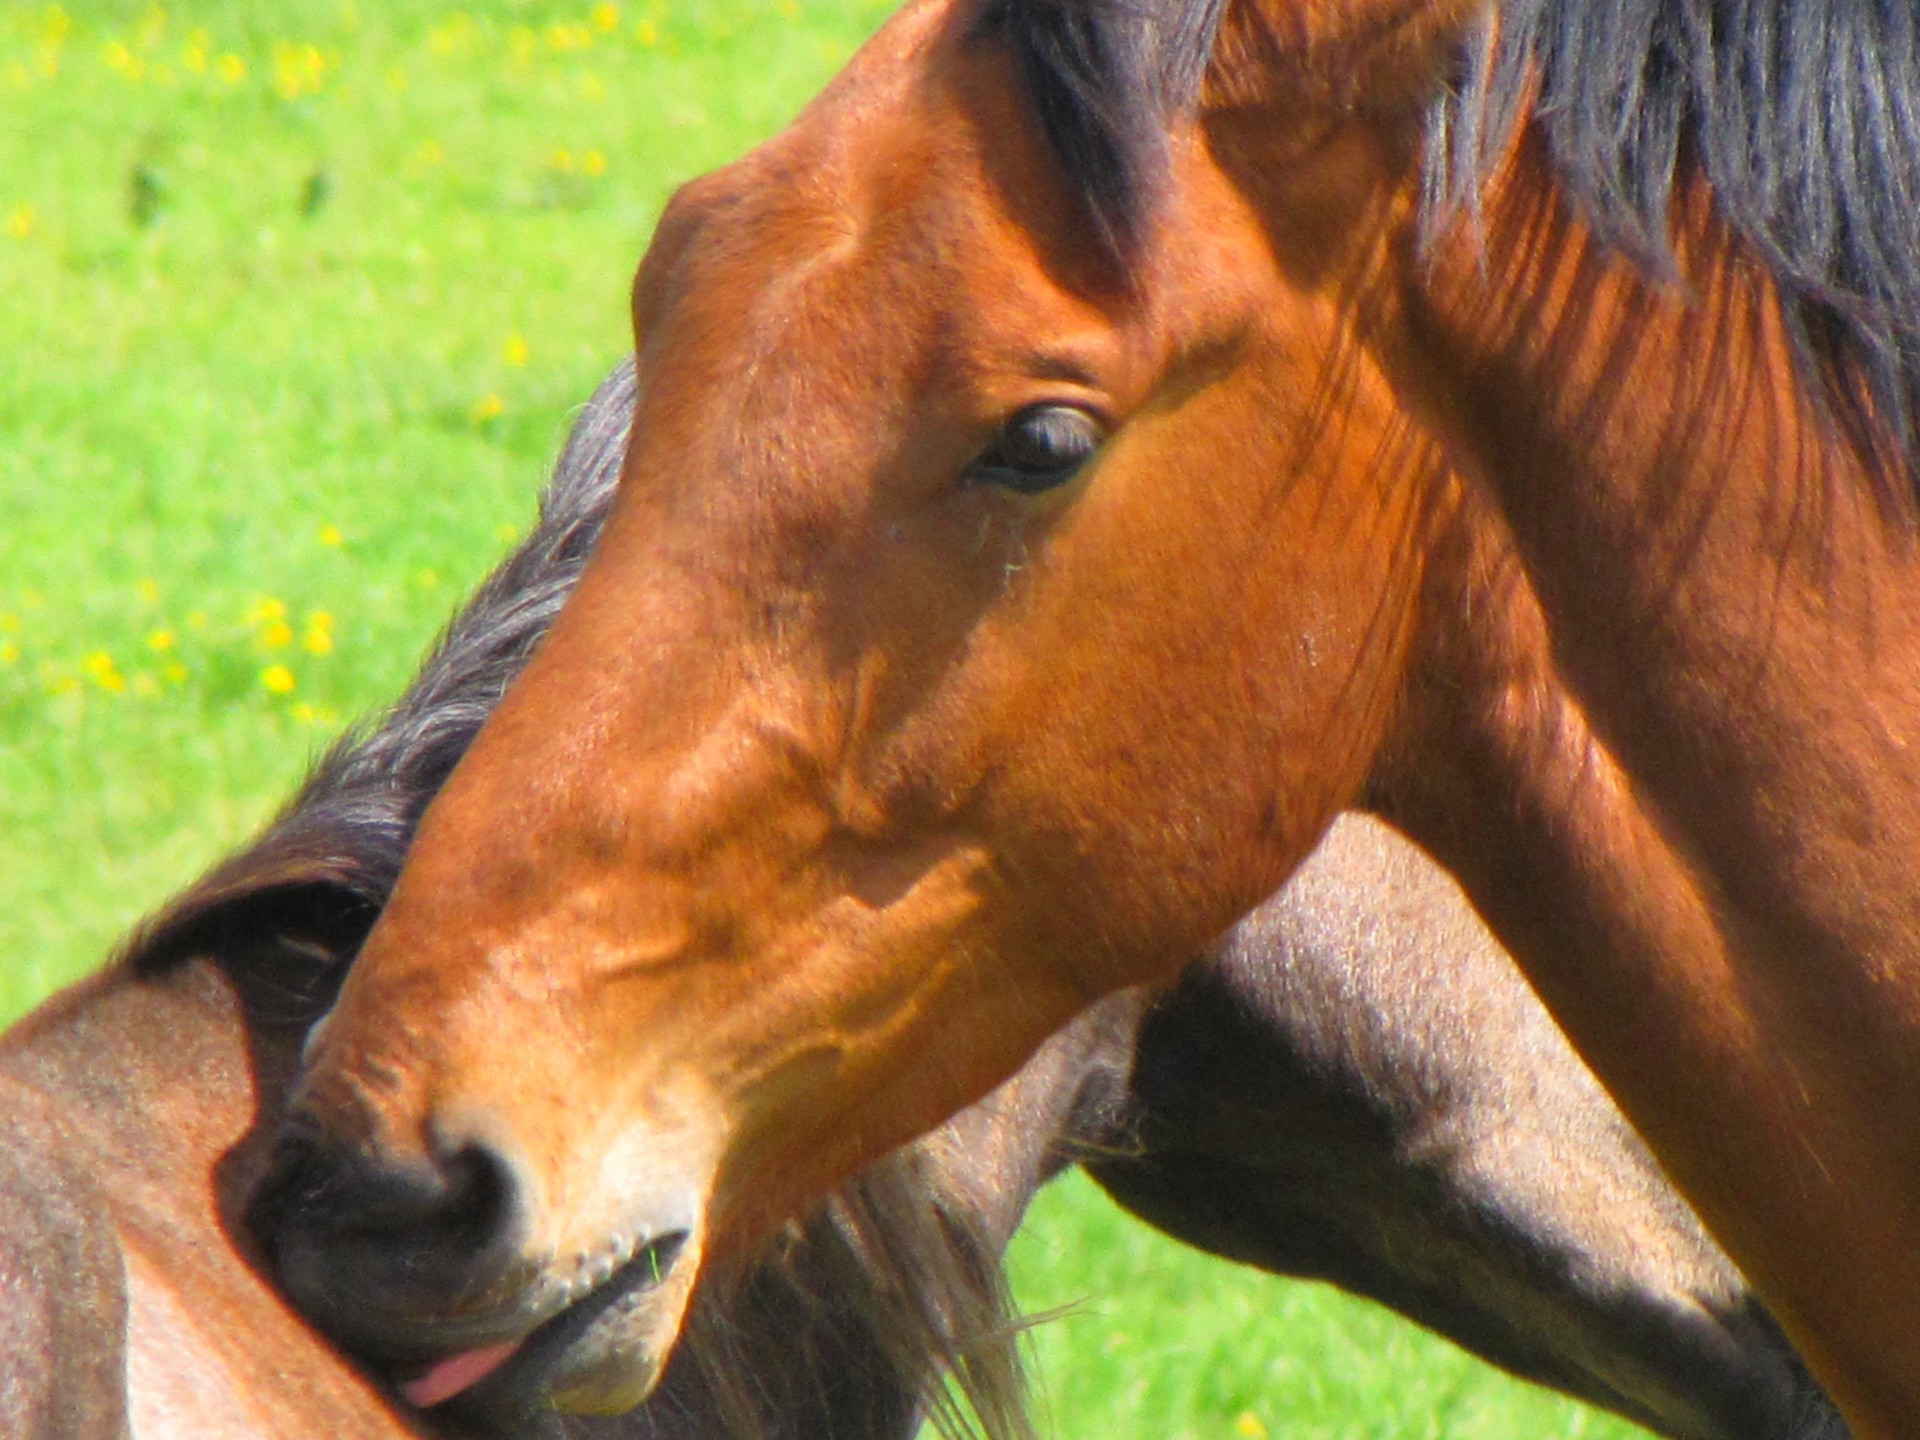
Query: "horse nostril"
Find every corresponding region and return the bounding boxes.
[254,1118,529,1340]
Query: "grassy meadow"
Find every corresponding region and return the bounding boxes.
[0,3,1647,1436]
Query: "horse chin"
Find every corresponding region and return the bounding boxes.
[447,1227,704,1423]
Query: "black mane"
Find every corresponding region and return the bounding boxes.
[1004,0,1920,490]
[1429,0,1920,494]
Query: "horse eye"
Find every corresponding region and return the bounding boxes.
[966,404,1103,494]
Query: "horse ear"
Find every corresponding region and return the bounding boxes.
[119,839,388,1027]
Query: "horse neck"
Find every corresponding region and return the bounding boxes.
[1368,136,1920,1417]
[0,958,286,1196]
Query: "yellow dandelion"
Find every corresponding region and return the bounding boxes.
[182,40,206,74]
[303,627,333,656]
[259,663,295,694]
[502,333,529,366]
[6,204,37,240]
[0,639,18,665]
[414,567,440,590]
[306,609,333,631]
[42,6,71,43]
[290,701,318,723]
[163,660,187,684]
[470,392,505,424]
[633,18,656,45]
[259,618,294,649]
[82,650,114,678]
[317,522,343,546]
[145,627,174,652]
[582,148,606,176]
[495,521,520,544]
[1232,1413,1267,1440]
[550,146,576,173]
[94,667,128,695]
[244,596,287,625]
[591,3,621,32]
[102,40,132,72]
[215,52,244,84]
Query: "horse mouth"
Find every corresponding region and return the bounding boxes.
[397,1229,693,1420]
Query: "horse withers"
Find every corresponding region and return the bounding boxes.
[4,367,1838,1438]
[268,1,1920,1431]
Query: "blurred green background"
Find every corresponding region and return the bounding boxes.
[0,3,1645,1435]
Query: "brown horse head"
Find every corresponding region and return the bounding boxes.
[271,0,1920,1427]
[274,0,1462,1410]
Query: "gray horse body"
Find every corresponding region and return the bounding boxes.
[0,363,1841,1440]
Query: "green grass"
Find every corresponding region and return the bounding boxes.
[0,4,1644,1436]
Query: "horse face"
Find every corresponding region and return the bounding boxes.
[272,0,1443,1416]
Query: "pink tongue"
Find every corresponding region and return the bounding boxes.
[400,1339,523,1409]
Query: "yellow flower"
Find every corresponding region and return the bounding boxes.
[82,650,114,678]
[259,619,294,649]
[633,17,656,45]
[1233,1414,1267,1440]
[163,660,188,684]
[290,701,318,723]
[470,392,505,424]
[135,577,160,604]
[303,627,333,656]
[415,567,440,590]
[244,596,287,625]
[495,521,520,543]
[0,640,18,665]
[259,664,295,694]
[215,52,244,84]
[582,148,606,176]
[317,522,343,546]
[502,333,529,366]
[550,147,576,173]
[591,3,621,32]
[145,628,174,651]
[5,204,36,240]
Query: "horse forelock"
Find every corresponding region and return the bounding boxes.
[990,0,1227,257]
[1425,0,1920,502]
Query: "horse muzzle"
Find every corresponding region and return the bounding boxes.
[250,1109,706,1420]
